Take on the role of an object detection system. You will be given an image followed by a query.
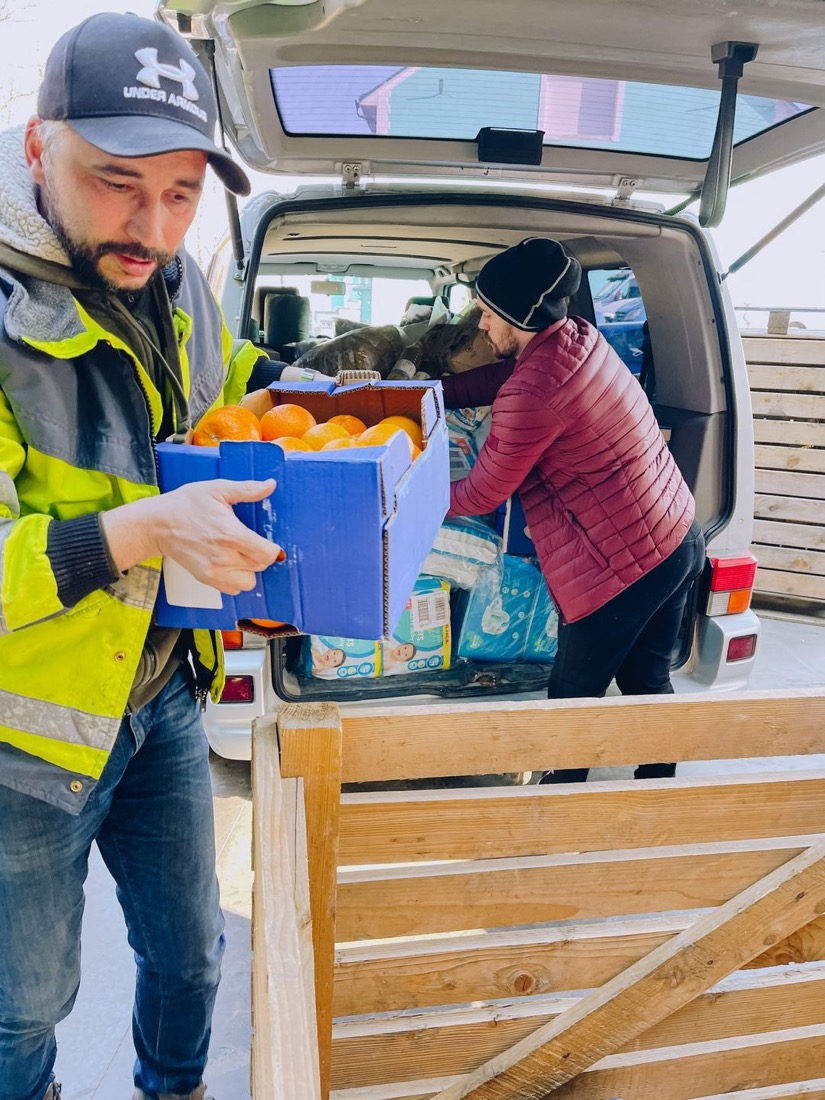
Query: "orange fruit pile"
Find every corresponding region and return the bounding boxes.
[192,403,424,462]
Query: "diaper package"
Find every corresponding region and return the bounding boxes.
[422,517,503,591]
[382,577,452,677]
[456,555,558,664]
[304,578,451,680]
[446,406,492,482]
[304,635,382,680]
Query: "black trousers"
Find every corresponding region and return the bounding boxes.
[544,520,706,783]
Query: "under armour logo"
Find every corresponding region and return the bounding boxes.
[135,48,199,101]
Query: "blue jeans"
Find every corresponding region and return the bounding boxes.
[0,669,225,1100]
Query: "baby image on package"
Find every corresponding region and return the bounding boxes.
[383,577,452,677]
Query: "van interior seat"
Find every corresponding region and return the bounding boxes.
[262,288,312,360]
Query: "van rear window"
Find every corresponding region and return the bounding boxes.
[270,65,811,161]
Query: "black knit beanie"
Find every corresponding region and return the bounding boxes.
[476,238,582,331]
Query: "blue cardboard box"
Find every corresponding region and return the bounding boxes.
[154,378,449,639]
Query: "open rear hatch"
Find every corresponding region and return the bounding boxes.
[159,0,825,222]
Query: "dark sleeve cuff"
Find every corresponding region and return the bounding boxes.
[46,514,121,609]
[246,357,287,391]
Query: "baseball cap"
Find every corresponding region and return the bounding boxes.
[37,11,250,196]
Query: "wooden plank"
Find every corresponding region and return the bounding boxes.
[755,568,825,601]
[430,843,825,1100]
[755,469,825,500]
[338,772,825,865]
[743,336,825,365]
[751,392,825,420]
[330,965,825,1090]
[336,836,814,940]
[337,690,825,784]
[755,445,825,474]
[753,420,825,447]
[250,715,321,1100]
[748,364,825,392]
[278,703,343,1100]
[753,545,825,578]
[684,1080,825,1100]
[332,1069,825,1100]
[335,915,694,1018]
[753,519,825,551]
[755,494,824,525]
[283,775,322,1070]
[333,911,825,1018]
[548,1027,825,1100]
[331,1076,459,1100]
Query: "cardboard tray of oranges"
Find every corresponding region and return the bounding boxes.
[154,376,450,640]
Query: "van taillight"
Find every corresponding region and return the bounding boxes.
[705,554,758,616]
[220,675,254,703]
[727,635,757,662]
[221,629,244,651]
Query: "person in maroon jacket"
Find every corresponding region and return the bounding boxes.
[443,237,706,781]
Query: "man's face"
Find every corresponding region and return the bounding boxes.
[476,301,524,359]
[25,121,207,293]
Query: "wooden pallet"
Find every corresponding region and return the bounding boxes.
[744,336,825,603]
[250,689,825,1100]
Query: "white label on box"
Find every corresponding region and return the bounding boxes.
[162,558,224,610]
[410,590,450,632]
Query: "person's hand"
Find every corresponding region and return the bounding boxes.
[240,388,277,421]
[153,479,281,594]
[102,479,282,594]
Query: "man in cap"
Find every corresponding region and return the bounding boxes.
[0,13,280,1100]
[444,238,705,776]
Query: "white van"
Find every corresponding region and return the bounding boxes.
[157,0,825,759]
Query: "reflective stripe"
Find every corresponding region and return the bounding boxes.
[0,471,19,515]
[0,685,115,752]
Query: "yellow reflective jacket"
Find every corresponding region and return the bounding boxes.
[0,249,261,813]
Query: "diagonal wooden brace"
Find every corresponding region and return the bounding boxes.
[432,840,825,1100]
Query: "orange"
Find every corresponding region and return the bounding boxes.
[260,403,317,441]
[322,437,357,450]
[192,405,262,447]
[356,422,405,448]
[301,422,350,450]
[248,618,286,628]
[327,413,367,436]
[356,423,416,459]
[270,435,312,452]
[378,414,423,449]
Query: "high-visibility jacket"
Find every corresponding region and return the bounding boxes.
[0,249,261,813]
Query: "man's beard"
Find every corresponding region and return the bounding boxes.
[42,182,173,293]
[490,331,522,359]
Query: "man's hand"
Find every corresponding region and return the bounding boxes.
[101,479,282,595]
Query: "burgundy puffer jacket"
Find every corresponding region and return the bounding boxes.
[446,317,695,622]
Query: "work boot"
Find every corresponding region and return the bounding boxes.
[132,1086,213,1100]
[42,1085,62,1100]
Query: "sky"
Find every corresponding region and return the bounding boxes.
[2,0,824,322]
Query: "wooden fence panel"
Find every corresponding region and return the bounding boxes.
[253,694,825,1100]
[744,335,825,603]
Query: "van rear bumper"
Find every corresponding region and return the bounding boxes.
[690,609,761,689]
